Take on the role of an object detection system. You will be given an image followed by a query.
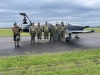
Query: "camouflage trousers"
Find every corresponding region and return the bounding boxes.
[60,31,65,42]
[55,32,59,40]
[30,32,36,43]
[37,32,42,39]
[50,32,55,42]
[44,32,49,39]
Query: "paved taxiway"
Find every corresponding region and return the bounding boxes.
[0,33,100,56]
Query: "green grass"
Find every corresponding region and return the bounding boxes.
[0,49,100,75]
[0,29,30,36]
[0,27,100,36]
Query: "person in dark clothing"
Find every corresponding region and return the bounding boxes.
[49,25,55,42]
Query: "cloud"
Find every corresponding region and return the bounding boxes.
[0,0,100,27]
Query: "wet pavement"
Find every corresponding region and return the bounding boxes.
[0,33,100,56]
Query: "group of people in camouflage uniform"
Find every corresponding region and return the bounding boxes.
[12,21,67,48]
[29,21,67,44]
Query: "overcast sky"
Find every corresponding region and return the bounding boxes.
[0,0,100,27]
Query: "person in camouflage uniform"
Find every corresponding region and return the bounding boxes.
[29,23,36,44]
[60,22,67,42]
[12,23,22,48]
[54,24,59,41]
[36,22,43,44]
[49,25,55,42]
[43,21,49,43]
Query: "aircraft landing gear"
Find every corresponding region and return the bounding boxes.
[75,34,79,39]
[65,33,71,42]
[66,37,69,42]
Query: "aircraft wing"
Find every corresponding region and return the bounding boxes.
[68,29,94,34]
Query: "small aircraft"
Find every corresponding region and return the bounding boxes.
[19,13,94,42]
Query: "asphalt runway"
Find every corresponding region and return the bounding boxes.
[0,33,100,56]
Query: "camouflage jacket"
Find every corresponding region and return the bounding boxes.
[36,26,43,33]
[12,26,20,35]
[29,26,36,33]
[43,25,49,32]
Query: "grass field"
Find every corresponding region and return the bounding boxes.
[0,49,100,75]
[0,28,100,74]
[0,29,30,36]
[0,27,100,37]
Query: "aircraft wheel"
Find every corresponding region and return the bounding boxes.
[75,36,80,39]
[66,37,69,42]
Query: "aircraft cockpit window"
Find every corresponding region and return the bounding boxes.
[23,17,28,24]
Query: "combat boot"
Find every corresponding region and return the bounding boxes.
[62,38,65,42]
[17,45,20,48]
[47,39,49,43]
[44,39,46,44]
[15,45,17,48]
[40,39,42,44]
[37,39,39,44]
